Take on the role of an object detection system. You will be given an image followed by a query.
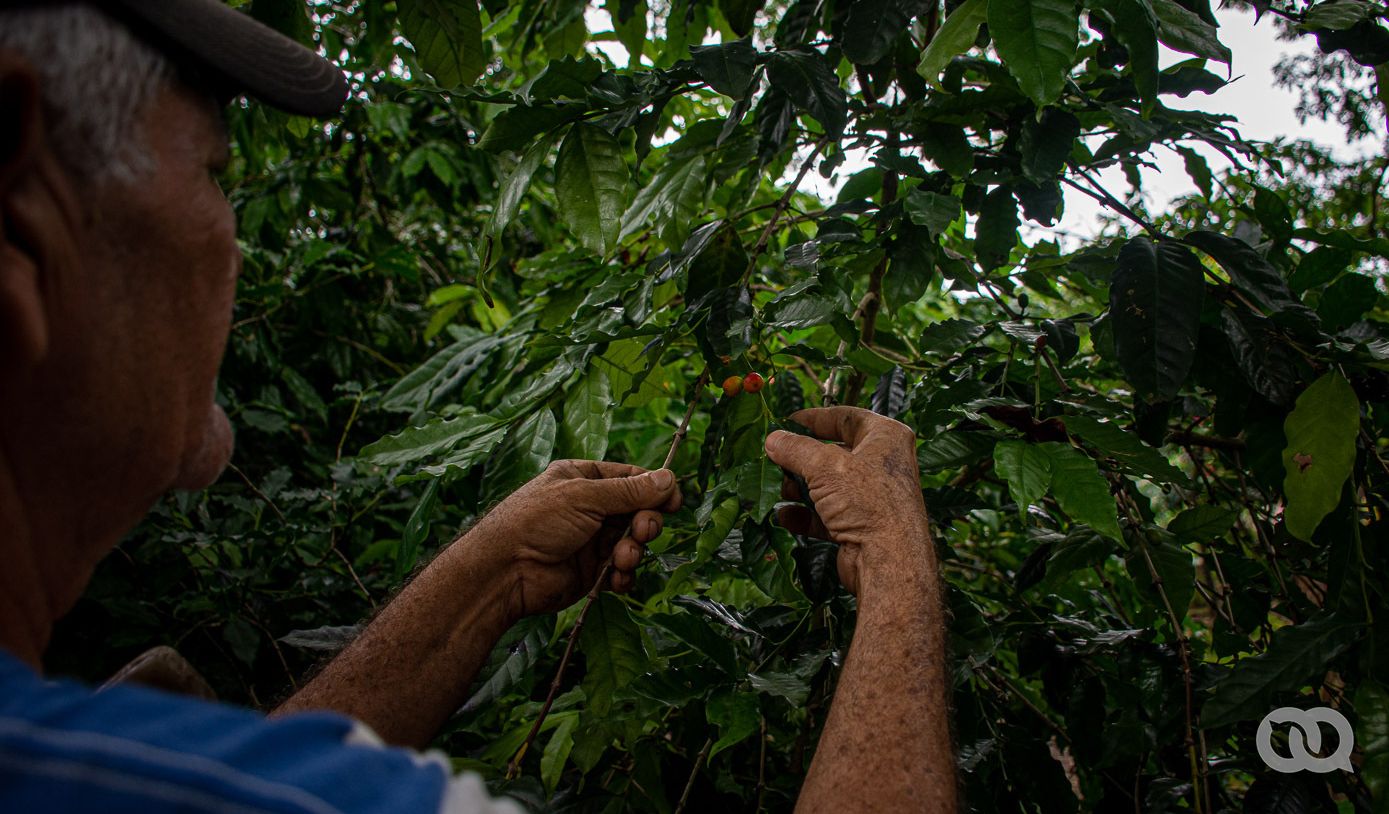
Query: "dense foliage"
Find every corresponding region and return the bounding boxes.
[47,0,1389,810]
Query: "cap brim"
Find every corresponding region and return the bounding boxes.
[110,0,347,118]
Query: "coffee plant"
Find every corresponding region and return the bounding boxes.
[47,0,1389,810]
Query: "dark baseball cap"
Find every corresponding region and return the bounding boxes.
[3,0,349,117]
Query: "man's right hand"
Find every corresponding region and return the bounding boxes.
[764,406,930,595]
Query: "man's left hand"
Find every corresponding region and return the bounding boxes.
[467,460,682,621]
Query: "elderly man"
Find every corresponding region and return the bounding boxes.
[0,1,956,811]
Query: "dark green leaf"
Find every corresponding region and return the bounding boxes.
[988,0,1080,107]
[1020,109,1080,183]
[975,187,1020,271]
[397,478,440,579]
[1064,415,1186,482]
[842,0,926,65]
[918,0,988,85]
[707,690,759,757]
[477,104,584,153]
[398,0,486,88]
[555,124,631,256]
[1108,237,1205,402]
[905,189,962,236]
[767,50,848,136]
[482,409,558,503]
[580,593,647,716]
[1317,271,1379,331]
[1150,0,1232,63]
[1202,614,1362,728]
[1167,505,1238,543]
[691,39,758,98]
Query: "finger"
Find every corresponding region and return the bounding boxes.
[776,504,831,540]
[788,406,891,450]
[610,570,633,594]
[613,535,645,571]
[631,509,663,543]
[781,475,800,501]
[549,459,649,481]
[765,429,842,477]
[572,468,682,515]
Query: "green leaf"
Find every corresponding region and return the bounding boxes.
[648,612,740,675]
[1301,0,1378,31]
[559,366,612,461]
[1166,505,1238,544]
[418,426,510,477]
[762,280,840,329]
[523,56,603,102]
[685,224,749,304]
[1125,536,1194,624]
[749,670,811,705]
[905,189,961,236]
[482,409,558,503]
[1176,146,1213,198]
[540,713,578,794]
[1041,442,1123,541]
[1149,0,1231,64]
[871,366,908,419]
[719,0,765,37]
[918,0,988,86]
[691,39,758,98]
[767,50,848,136]
[987,0,1079,107]
[1186,231,1321,337]
[360,409,501,466]
[1281,372,1359,541]
[1064,415,1186,483]
[476,104,583,153]
[737,458,783,522]
[707,690,759,758]
[381,331,509,415]
[398,0,486,88]
[696,496,741,560]
[975,187,1019,271]
[842,0,926,65]
[1288,246,1351,293]
[1096,0,1160,107]
[994,440,1053,513]
[555,124,630,256]
[1108,237,1205,402]
[1019,109,1080,183]
[1318,271,1379,332]
[619,156,709,245]
[397,478,440,580]
[579,593,646,717]
[462,619,548,712]
[1356,681,1389,806]
[487,133,554,241]
[1201,615,1362,728]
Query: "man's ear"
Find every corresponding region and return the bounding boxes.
[0,50,51,368]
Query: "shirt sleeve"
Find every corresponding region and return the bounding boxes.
[0,650,525,814]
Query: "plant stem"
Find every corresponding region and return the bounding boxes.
[506,367,711,778]
[673,737,715,814]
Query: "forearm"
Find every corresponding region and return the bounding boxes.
[796,531,956,813]
[274,532,515,749]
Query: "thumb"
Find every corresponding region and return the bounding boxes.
[765,430,832,477]
[583,468,677,515]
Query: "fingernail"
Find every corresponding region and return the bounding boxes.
[643,518,658,539]
[651,469,674,490]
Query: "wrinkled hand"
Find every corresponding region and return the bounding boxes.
[765,407,929,595]
[468,459,682,621]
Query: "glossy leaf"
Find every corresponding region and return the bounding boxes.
[843,0,926,65]
[1150,0,1232,63]
[580,593,646,716]
[1041,442,1123,541]
[918,0,988,86]
[558,367,612,461]
[1108,237,1205,402]
[691,40,758,98]
[555,123,630,256]
[767,50,849,136]
[994,440,1053,513]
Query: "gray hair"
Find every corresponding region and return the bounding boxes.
[0,4,173,182]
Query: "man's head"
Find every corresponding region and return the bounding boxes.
[0,2,344,579]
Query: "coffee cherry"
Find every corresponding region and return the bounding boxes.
[722,375,744,397]
[743,372,765,393]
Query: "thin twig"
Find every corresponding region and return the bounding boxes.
[674,737,715,814]
[506,368,711,778]
[740,137,831,288]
